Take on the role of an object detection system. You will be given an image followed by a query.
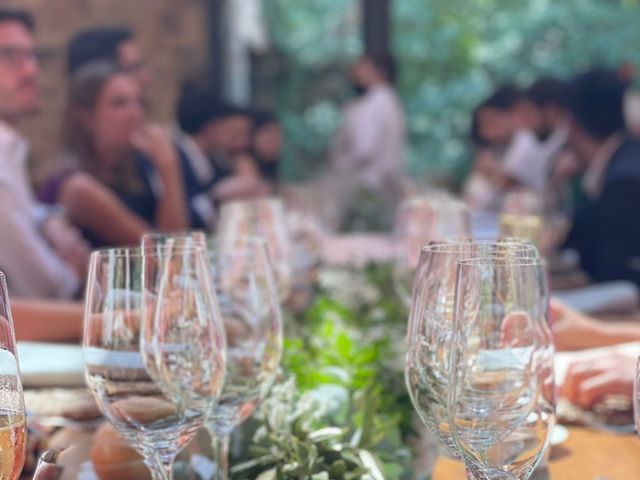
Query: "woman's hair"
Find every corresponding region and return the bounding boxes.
[61,60,142,192]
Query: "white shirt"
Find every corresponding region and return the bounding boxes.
[503,126,569,192]
[502,129,545,191]
[333,84,406,189]
[0,121,79,299]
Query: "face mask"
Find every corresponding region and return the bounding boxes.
[351,81,367,97]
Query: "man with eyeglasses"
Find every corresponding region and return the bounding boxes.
[0,8,88,299]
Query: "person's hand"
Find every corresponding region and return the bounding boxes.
[41,216,90,279]
[560,353,636,409]
[475,149,499,177]
[213,175,273,202]
[550,299,606,351]
[131,124,177,172]
[551,151,583,186]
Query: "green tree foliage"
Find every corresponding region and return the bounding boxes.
[394,0,640,186]
[262,0,640,186]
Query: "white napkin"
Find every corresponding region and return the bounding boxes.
[17,342,85,388]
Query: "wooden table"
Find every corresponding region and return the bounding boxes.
[433,427,640,479]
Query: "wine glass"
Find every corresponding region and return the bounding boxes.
[205,236,283,480]
[634,356,640,434]
[393,195,471,306]
[0,272,26,480]
[447,255,555,480]
[405,240,540,456]
[83,248,224,480]
[141,231,207,255]
[499,190,545,250]
[218,198,293,300]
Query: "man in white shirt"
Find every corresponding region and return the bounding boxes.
[0,8,87,299]
[332,51,406,191]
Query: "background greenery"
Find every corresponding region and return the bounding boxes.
[257,0,640,188]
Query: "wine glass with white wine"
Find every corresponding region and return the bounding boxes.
[0,272,26,480]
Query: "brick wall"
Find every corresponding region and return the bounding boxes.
[4,0,209,182]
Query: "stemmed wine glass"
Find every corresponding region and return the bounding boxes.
[634,357,640,434]
[405,240,540,455]
[205,236,283,480]
[499,190,545,250]
[0,272,26,480]
[393,195,471,306]
[141,231,207,253]
[83,247,226,480]
[218,198,293,300]
[447,255,555,480]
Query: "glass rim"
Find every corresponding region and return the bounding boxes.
[141,230,207,241]
[457,255,545,267]
[421,238,537,254]
[90,245,207,259]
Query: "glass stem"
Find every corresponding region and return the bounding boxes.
[212,434,230,480]
[144,452,174,480]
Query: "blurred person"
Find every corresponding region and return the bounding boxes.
[41,61,188,247]
[552,300,640,410]
[618,60,640,137]
[67,27,151,89]
[332,50,406,192]
[561,353,636,410]
[526,77,571,160]
[565,68,640,286]
[0,8,88,299]
[551,299,640,352]
[249,109,281,185]
[12,300,83,342]
[463,85,543,209]
[175,84,269,229]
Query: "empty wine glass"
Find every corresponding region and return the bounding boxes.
[0,272,26,480]
[405,240,540,457]
[218,198,293,300]
[393,195,471,306]
[447,255,555,480]
[141,231,207,255]
[83,248,225,480]
[634,356,640,434]
[205,237,283,480]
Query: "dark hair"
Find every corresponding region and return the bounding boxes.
[526,77,569,108]
[0,8,34,31]
[481,85,522,111]
[251,109,278,132]
[470,105,488,147]
[567,68,625,140]
[365,50,397,84]
[67,27,132,75]
[177,83,244,135]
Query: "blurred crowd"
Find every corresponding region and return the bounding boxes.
[3,3,640,360]
[0,10,283,303]
[464,66,640,287]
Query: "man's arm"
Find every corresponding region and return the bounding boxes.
[0,189,79,299]
[11,300,83,342]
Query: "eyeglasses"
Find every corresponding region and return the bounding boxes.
[121,60,146,74]
[0,47,39,66]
